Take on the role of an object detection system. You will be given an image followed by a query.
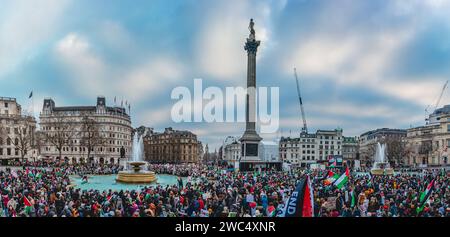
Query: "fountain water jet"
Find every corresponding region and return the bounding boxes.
[116,133,157,183]
[370,142,394,175]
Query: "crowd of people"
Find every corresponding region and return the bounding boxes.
[0,162,448,217]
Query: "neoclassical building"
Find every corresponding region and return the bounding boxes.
[221,136,241,164]
[342,136,359,166]
[358,128,407,167]
[406,105,450,167]
[39,96,132,164]
[279,129,343,168]
[143,127,202,163]
[0,97,37,164]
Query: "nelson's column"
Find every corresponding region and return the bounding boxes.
[239,19,262,171]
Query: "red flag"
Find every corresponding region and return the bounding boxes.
[284,176,315,217]
[302,176,314,217]
[328,170,334,177]
[24,196,32,207]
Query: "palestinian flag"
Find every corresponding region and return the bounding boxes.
[323,171,339,186]
[24,196,33,213]
[328,157,337,168]
[333,166,350,189]
[417,179,435,214]
[281,175,314,217]
[35,172,42,180]
[350,191,356,208]
[367,173,373,186]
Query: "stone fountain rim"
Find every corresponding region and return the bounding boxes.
[128,161,147,166]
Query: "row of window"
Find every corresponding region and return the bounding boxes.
[281,150,341,159]
[44,146,129,153]
[0,137,19,146]
[0,148,19,156]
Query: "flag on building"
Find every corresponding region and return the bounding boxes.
[417,179,435,214]
[333,166,350,189]
[281,175,314,217]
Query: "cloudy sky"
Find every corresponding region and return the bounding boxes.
[1,0,450,150]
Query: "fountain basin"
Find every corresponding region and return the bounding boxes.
[116,170,157,184]
[116,161,157,184]
[70,174,185,191]
[370,162,394,175]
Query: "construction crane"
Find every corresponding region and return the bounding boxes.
[433,80,448,112]
[294,68,308,134]
[425,80,448,123]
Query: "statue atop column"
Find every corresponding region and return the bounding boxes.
[248,18,256,40]
[245,18,260,53]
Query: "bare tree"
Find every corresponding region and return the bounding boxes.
[79,114,107,163]
[33,131,45,157]
[0,123,6,144]
[0,123,7,159]
[11,116,36,162]
[385,136,407,167]
[43,115,77,161]
[364,143,377,167]
[418,140,432,165]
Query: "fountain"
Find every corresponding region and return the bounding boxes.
[116,133,157,183]
[370,143,394,175]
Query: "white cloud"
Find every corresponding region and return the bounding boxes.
[289,36,360,77]
[139,106,173,127]
[0,0,71,78]
[120,58,184,101]
[393,0,450,15]
[55,33,108,96]
[54,32,185,103]
[283,16,449,109]
[98,21,138,57]
[194,0,276,82]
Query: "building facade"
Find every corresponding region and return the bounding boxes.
[406,107,450,167]
[259,141,280,163]
[342,136,359,166]
[39,96,132,164]
[221,136,241,164]
[0,97,37,164]
[143,127,202,163]
[279,129,343,168]
[359,128,407,167]
[221,136,280,169]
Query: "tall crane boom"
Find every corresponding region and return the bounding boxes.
[294,68,308,134]
[434,80,448,112]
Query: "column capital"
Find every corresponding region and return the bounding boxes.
[244,39,260,54]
